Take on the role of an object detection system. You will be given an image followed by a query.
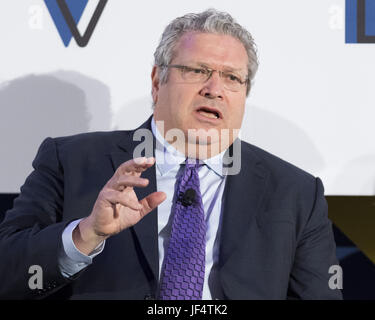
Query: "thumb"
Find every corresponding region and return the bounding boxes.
[138,191,167,218]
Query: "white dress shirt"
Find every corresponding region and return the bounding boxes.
[59,116,227,299]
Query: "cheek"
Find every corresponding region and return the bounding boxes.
[170,86,196,113]
[228,98,246,126]
[157,86,181,116]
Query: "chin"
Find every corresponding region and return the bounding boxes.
[187,131,220,144]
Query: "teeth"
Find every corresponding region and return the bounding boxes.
[198,110,219,119]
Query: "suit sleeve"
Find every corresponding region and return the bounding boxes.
[287,177,343,300]
[0,137,79,299]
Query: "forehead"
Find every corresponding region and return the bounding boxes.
[173,32,248,72]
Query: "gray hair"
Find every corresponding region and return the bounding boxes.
[153,8,258,96]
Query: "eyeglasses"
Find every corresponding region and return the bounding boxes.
[162,64,249,92]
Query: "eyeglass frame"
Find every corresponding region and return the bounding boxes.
[160,64,249,92]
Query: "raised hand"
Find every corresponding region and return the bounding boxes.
[73,157,166,255]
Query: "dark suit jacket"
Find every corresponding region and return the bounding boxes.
[0,116,342,299]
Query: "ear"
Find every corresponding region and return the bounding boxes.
[151,66,160,105]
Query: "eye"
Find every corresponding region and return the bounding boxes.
[226,73,242,83]
[185,67,207,75]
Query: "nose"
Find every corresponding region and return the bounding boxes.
[199,71,224,100]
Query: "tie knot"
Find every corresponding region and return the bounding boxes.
[184,158,203,170]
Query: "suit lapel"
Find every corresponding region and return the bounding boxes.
[218,141,270,297]
[109,116,160,283]
[108,119,270,297]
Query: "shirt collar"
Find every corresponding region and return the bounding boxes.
[151,116,226,178]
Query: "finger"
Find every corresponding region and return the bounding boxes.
[103,189,143,211]
[116,157,155,176]
[107,175,149,191]
[138,191,167,218]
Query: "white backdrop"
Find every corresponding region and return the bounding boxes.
[1,0,374,195]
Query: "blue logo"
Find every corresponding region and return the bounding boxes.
[346,0,375,43]
[44,0,107,47]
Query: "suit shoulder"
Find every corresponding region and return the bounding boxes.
[51,130,131,153]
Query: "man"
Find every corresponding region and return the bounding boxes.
[0,9,342,299]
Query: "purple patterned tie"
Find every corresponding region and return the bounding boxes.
[159,158,206,300]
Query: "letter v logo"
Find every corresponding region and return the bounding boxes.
[44,0,108,47]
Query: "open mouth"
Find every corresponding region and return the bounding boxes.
[196,106,222,120]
